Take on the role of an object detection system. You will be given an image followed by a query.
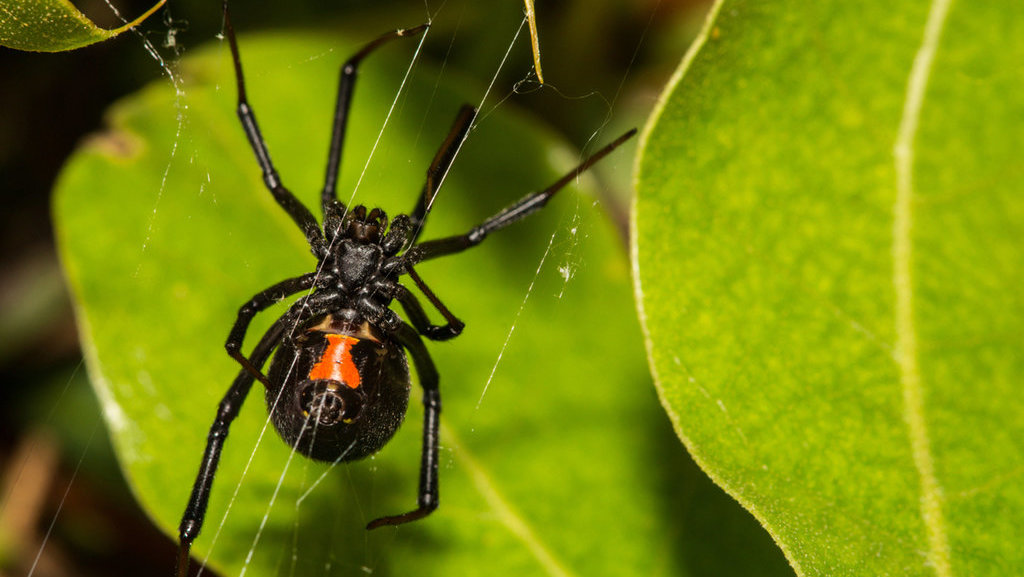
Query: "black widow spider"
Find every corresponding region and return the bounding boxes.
[176,3,634,575]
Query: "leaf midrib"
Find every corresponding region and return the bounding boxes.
[442,422,576,577]
[892,0,955,574]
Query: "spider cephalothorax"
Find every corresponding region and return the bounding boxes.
[175,2,634,576]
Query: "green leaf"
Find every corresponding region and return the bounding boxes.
[54,33,790,576]
[635,1,1023,576]
[0,0,165,52]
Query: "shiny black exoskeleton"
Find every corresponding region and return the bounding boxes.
[265,314,410,462]
[175,3,635,576]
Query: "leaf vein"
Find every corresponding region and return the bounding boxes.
[893,0,955,575]
[444,424,576,577]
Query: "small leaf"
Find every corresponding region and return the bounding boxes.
[0,0,165,52]
[55,32,790,577]
[635,0,1023,575]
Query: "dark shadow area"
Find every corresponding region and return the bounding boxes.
[642,390,795,576]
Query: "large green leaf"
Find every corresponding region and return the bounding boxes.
[54,32,790,576]
[0,0,165,52]
[635,0,1023,576]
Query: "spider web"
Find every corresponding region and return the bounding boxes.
[24,0,651,574]
[200,9,616,571]
[214,13,566,577]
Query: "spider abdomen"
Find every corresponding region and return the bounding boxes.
[264,323,410,462]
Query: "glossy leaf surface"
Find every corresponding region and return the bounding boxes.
[55,34,790,576]
[634,1,1023,575]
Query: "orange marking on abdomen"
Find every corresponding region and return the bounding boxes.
[307,334,361,389]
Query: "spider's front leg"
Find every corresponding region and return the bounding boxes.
[367,322,442,529]
[321,24,429,213]
[222,1,325,254]
[404,127,639,266]
[407,105,477,243]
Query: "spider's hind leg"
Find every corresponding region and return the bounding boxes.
[366,322,441,529]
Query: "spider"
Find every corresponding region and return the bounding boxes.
[176,3,634,575]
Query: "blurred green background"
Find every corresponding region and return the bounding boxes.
[0,0,711,575]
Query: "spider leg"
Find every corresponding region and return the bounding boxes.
[176,348,271,577]
[404,128,637,264]
[407,106,477,245]
[178,306,288,575]
[367,322,441,529]
[177,289,338,577]
[225,273,318,385]
[222,0,325,254]
[321,24,430,214]
[394,268,464,340]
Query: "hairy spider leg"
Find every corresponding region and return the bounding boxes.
[404,127,638,265]
[321,24,430,215]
